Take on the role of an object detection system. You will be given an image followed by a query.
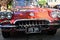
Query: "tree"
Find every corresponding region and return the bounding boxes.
[37,0,47,6]
[0,0,12,10]
[7,0,12,9]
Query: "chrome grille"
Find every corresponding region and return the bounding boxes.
[15,20,49,27]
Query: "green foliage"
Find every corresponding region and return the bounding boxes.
[7,0,12,9]
[37,0,47,5]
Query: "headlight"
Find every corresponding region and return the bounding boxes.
[0,11,13,19]
[57,12,60,18]
[6,12,13,19]
[51,10,60,18]
[29,12,34,16]
[51,11,58,18]
[0,12,5,19]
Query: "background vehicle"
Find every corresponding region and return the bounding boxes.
[0,0,60,38]
[53,4,60,10]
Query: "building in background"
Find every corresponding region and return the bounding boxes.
[47,0,60,7]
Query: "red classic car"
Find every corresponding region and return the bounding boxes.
[0,0,60,38]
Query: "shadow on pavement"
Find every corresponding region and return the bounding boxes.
[3,31,55,40]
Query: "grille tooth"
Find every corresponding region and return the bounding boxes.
[37,21,39,25]
[38,22,40,25]
[25,21,27,25]
[32,21,35,26]
[25,21,28,26]
[43,20,45,24]
[29,21,32,26]
[22,22,23,25]
[42,21,43,24]
[31,21,33,25]
[29,21,31,25]
[29,21,31,26]
[35,21,37,25]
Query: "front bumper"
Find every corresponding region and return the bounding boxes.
[1,23,59,33]
[0,19,60,33]
[0,23,60,28]
[0,19,60,28]
[1,23,60,33]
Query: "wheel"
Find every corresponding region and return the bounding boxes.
[1,31,10,38]
[1,28,10,38]
[47,29,57,35]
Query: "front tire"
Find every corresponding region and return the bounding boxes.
[1,28,10,38]
[47,29,57,35]
[2,31,10,38]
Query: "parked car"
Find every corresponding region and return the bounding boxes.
[53,4,60,10]
[0,0,60,38]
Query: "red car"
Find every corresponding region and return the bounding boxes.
[0,0,60,38]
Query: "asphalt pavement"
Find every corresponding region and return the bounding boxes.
[0,29,60,40]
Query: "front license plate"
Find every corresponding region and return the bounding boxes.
[28,27,39,33]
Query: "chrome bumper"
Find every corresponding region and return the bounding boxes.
[0,23,60,28]
[0,25,16,28]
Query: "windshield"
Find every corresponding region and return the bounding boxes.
[13,0,38,7]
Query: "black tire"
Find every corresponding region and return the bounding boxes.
[1,31,10,38]
[47,29,57,35]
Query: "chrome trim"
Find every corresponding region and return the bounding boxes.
[0,23,60,28]
[0,25,16,28]
[1,20,10,23]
